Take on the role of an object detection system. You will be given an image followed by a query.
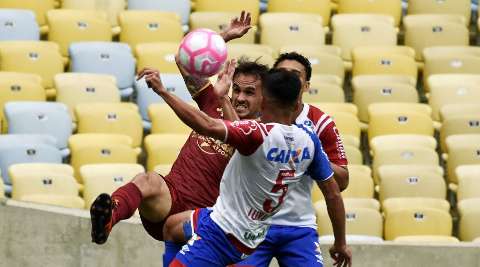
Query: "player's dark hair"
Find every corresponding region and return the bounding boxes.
[273,52,312,82]
[233,58,269,81]
[262,69,301,108]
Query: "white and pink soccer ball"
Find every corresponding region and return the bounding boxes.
[178,29,228,77]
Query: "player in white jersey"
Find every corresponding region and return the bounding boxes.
[139,67,351,267]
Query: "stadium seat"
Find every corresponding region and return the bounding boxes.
[227,44,274,66]
[0,9,40,41]
[377,165,444,183]
[69,133,136,152]
[394,235,459,244]
[0,72,46,132]
[407,0,471,25]
[5,102,72,153]
[75,103,143,147]
[61,0,126,30]
[456,165,480,201]
[458,198,480,241]
[341,165,374,198]
[428,74,480,121]
[352,51,417,81]
[316,206,383,238]
[353,79,419,123]
[267,0,331,27]
[189,12,256,44]
[313,193,381,210]
[259,13,325,52]
[327,112,361,146]
[81,163,145,208]
[153,164,172,177]
[135,42,180,74]
[144,134,189,171]
[194,0,260,25]
[311,103,358,117]
[352,74,416,88]
[384,207,452,240]
[440,118,480,152]
[382,197,450,216]
[0,176,4,199]
[337,0,402,27]
[331,15,397,62]
[119,11,183,52]
[46,9,112,57]
[378,168,446,202]
[0,134,58,149]
[0,41,63,97]
[372,147,440,184]
[305,74,343,87]
[69,42,136,98]
[344,145,363,165]
[302,83,345,103]
[280,45,345,80]
[54,73,121,121]
[127,0,190,25]
[403,15,469,61]
[370,135,437,158]
[148,103,193,134]
[0,0,55,32]
[10,163,84,209]
[0,143,62,189]
[440,104,480,122]
[353,45,415,59]
[446,136,480,185]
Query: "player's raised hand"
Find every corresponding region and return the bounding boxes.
[214,59,236,98]
[220,11,252,42]
[137,68,165,95]
[329,243,352,267]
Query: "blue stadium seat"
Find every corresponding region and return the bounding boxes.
[0,9,39,41]
[69,42,136,97]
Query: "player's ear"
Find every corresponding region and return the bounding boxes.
[303,80,310,93]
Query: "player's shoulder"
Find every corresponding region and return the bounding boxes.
[305,104,329,122]
[230,119,272,137]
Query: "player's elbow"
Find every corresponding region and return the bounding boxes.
[197,119,224,140]
[334,167,349,192]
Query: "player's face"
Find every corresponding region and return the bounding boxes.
[274,59,310,101]
[231,73,263,119]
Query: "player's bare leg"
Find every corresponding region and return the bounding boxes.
[90,172,172,244]
[163,210,194,243]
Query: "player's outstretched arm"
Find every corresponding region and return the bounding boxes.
[318,179,352,267]
[214,59,240,121]
[220,10,252,42]
[139,69,227,141]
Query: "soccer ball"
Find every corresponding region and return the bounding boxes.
[178,28,228,77]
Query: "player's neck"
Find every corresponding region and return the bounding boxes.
[293,102,304,120]
[260,110,293,125]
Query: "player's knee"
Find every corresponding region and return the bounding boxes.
[132,172,165,197]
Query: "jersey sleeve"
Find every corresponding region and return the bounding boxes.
[318,121,348,166]
[223,120,264,156]
[307,133,334,182]
[193,83,223,118]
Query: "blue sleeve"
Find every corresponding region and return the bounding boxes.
[298,124,333,181]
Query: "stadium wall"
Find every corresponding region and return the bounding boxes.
[1,200,480,267]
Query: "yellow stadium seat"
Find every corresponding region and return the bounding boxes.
[373,147,439,184]
[331,14,397,61]
[328,111,361,147]
[190,12,256,44]
[342,165,374,198]
[428,74,480,121]
[260,13,325,52]
[81,163,145,208]
[303,83,344,103]
[144,134,189,171]
[446,137,480,185]
[368,110,434,142]
[382,197,450,216]
[0,72,46,132]
[456,165,480,201]
[352,54,417,81]
[194,0,260,25]
[119,11,183,52]
[280,45,344,80]
[267,0,331,27]
[61,0,126,28]
[0,41,63,96]
[403,15,469,61]
[316,206,383,238]
[353,46,416,59]
[153,164,172,177]
[353,74,416,88]
[55,73,121,121]
[458,198,480,241]
[10,163,84,209]
[46,10,112,57]
[344,145,363,165]
[407,0,471,25]
[440,118,480,152]
[227,44,274,66]
[337,0,402,27]
[378,169,446,202]
[69,133,134,150]
[135,42,179,74]
[148,103,192,134]
[9,163,73,176]
[384,207,452,240]
[307,74,343,86]
[315,198,381,211]
[0,177,4,199]
[440,104,480,122]
[370,135,437,156]
[377,165,445,184]
[353,81,419,123]
[75,103,143,147]
[0,0,55,31]
[312,103,358,117]
[394,235,459,244]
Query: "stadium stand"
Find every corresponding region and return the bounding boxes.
[337,0,402,27]
[407,0,471,25]
[144,134,189,171]
[0,0,55,33]
[61,0,125,32]
[0,9,40,41]
[458,198,480,241]
[127,0,191,25]
[267,0,331,27]
[147,103,192,134]
[456,165,480,201]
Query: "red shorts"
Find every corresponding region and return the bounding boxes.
[139,174,190,241]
